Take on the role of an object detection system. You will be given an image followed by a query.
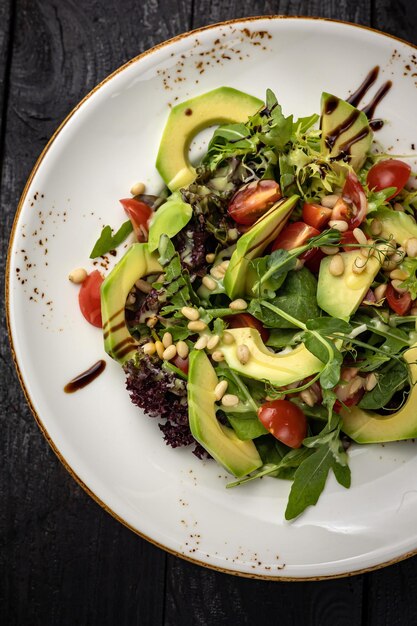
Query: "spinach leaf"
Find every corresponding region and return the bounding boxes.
[306,317,352,335]
[90,220,133,258]
[227,413,267,440]
[266,328,302,348]
[269,268,320,328]
[358,360,410,409]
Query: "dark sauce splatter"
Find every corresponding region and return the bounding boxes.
[347,66,380,107]
[347,65,392,131]
[361,80,393,121]
[64,360,106,393]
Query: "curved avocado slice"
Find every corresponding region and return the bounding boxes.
[374,207,417,247]
[317,250,382,320]
[148,191,193,252]
[223,195,298,300]
[341,345,417,443]
[101,243,162,363]
[320,93,372,171]
[156,87,263,191]
[188,350,262,477]
[215,328,323,386]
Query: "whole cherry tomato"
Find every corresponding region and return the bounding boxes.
[271,222,320,252]
[302,202,332,229]
[228,180,281,225]
[120,198,153,242]
[257,399,307,448]
[226,312,270,343]
[385,283,412,316]
[367,159,411,200]
[78,270,104,328]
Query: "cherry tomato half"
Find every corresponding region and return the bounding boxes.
[228,180,282,225]
[303,248,326,274]
[226,312,270,343]
[367,159,411,201]
[120,198,153,242]
[271,222,320,252]
[78,270,104,328]
[385,283,412,316]
[332,172,368,229]
[302,203,332,229]
[257,399,307,448]
[172,354,189,375]
[340,230,360,252]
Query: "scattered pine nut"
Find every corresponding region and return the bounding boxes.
[210,265,226,279]
[300,389,316,407]
[135,278,153,293]
[162,344,177,361]
[220,260,230,271]
[329,254,345,277]
[176,341,189,359]
[205,253,216,263]
[221,393,239,407]
[188,320,207,332]
[294,259,304,271]
[130,181,146,196]
[321,194,340,209]
[320,245,339,255]
[181,306,200,321]
[126,293,136,305]
[237,344,250,364]
[365,373,378,391]
[352,257,367,274]
[406,237,417,258]
[391,279,408,294]
[155,340,164,359]
[211,350,225,362]
[195,335,208,350]
[386,241,399,257]
[207,335,220,350]
[349,377,364,395]
[382,258,400,271]
[162,332,173,348]
[229,298,248,311]
[143,342,156,356]
[202,276,217,290]
[222,332,235,344]
[353,228,367,245]
[328,219,349,232]
[228,228,239,241]
[146,315,158,328]
[374,284,387,300]
[68,268,87,284]
[370,219,383,236]
[214,380,228,401]
[390,269,409,281]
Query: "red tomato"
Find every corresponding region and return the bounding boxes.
[271,222,320,252]
[303,248,326,273]
[78,270,104,328]
[228,180,281,225]
[340,230,359,252]
[332,172,367,229]
[367,159,411,200]
[257,399,307,448]
[226,313,270,343]
[120,198,153,242]
[385,283,412,315]
[302,203,332,229]
[172,354,189,375]
[334,390,364,413]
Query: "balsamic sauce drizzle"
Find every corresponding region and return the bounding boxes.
[64,360,106,393]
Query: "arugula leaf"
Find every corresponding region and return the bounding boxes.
[358,360,410,409]
[90,220,133,258]
[400,257,417,299]
[366,187,396,213]
[158,235,191,309]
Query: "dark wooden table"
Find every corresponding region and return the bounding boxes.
[3,1,417,624]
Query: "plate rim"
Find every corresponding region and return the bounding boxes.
[6,14,417,581]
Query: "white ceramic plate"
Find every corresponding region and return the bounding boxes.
[8,16,417,579]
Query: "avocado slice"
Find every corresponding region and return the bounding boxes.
[374,207,417,246]
[320,93,372,171]
[317,250,381,320]
[215,328,323,386]
[341,345,417,442]
[101,243,162,363]
[148,191,193,252]
[223,195,298,300]
[188,349,263,477]
[156,87,263,191]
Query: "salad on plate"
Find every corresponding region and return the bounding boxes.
[72,78,417,520]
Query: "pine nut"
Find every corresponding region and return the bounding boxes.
[382,258,400,271]
[386,241,398,257]
[229,298,248,311]
[130,181,145,196]
[349,377,364,395]
[391,279,408,294]
[68,267,87,284]
[411,307,417,316]
[202,275,217,290]
[210,265,226,279]
[352,257,367,274]
[162,332,173,348]
[295,259,304,271]
[353,228,367,245]
[126,293,136,305]
[370,219,382,236]
[237,344,250,364]
[390,269,409,280]
[214,380,228,401]
[320,245,339,255]
[365,373,378,391]
[188,320,207,332]
[389,250,406,266]
[374,284,387,300]
[135,278,153,293]
[222,332,235,344]
[211,350,225,362]
[221,394,239,407]
[146,315,158,328]
[228,228,239,241]
[155,340,164,359]
[181,306,200,321]
[394,202,404,212]
[205,253,215,263]
[329,254,345,277]
[300,389,316,407]
[162,345,177,361]
[176,340,189,359]
[143,342,156,356]
[321,194,340,209]
[207,335,220,350]
[406,237,417,258]
[328,219,349,232]
[195,335,208,350]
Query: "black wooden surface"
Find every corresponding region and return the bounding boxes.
[2,1,417,624]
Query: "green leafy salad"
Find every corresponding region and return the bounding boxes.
[83,85,417,520]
